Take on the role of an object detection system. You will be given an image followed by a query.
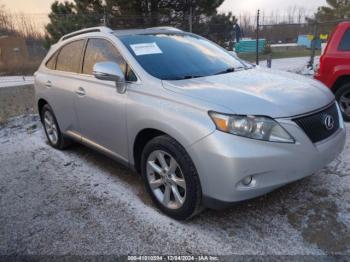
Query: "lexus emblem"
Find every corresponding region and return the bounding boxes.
[323,114,335,131]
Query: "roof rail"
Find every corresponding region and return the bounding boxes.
[59,26,113,42]
[146,26,183,32]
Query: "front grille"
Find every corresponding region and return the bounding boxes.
[293,103,340,143]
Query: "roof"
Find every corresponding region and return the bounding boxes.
[58,26,185,43]
[59,26,113,42]
[337,21,350,27]
[113,27,184,37]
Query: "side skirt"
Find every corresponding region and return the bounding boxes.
[65,130,133,170]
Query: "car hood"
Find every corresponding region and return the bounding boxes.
[162,67,334,118]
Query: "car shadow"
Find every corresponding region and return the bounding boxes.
[64,142,154,207]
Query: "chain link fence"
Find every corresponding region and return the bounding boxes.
[237,17,350,71]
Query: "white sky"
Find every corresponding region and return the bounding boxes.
[2,0,327,15]
[218,0,326,16]
[1,0,53,14]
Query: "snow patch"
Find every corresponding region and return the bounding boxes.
[0,76,34,88]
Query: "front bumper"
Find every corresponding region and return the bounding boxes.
[188,109,346,209]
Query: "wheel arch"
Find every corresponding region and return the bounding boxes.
[332,75,350,94]
[132,125,201,175]
[129,113,215,174]
[37,98,49,122]
[132,128,170,173]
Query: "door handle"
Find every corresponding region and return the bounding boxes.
[45,81,52,88]
[76,87,86,96]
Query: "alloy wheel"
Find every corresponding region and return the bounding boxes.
[43,111,58,145]
[339,90,350,117]
[146,150,186,210]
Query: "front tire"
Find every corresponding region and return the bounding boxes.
[141,135,203,220]
[335,83,350,122]
[41,104,71,149]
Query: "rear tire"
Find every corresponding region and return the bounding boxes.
[41,104,72,149]
[335,83,350,122]
[141,135,203,220]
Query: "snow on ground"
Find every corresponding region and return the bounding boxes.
[271,43,299,47]
[260,56,319,75]
[0,115,350,255]
[0,76,34,88]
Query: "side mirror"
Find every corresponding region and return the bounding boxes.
[93,61,127,94]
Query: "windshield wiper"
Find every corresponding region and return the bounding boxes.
[167,75,204,80]
[182,75,204,80]
[214,67,235,76]
[214,66,250,76]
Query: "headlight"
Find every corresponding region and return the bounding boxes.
[209,112,295,143]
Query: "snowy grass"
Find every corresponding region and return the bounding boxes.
[0,76,34,88]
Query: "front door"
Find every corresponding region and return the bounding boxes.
[74,38,135,161]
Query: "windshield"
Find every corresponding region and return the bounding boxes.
[118,33,250,80]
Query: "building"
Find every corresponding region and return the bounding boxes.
[297,35,322,49]
[0,36,29,68]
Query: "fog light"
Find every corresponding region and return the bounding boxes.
[242,176,253,186]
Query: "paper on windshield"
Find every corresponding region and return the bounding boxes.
[130,42,163,56]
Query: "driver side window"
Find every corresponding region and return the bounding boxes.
[82,38,137,81]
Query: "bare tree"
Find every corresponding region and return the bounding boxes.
[0,3,43,39]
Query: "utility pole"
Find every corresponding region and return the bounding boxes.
[308,22,318,70]
[103,6,107,26]
[189,2,193,33]
[101,0,107,27]
[256,9,260,65]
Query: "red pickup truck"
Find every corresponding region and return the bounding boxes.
[315,21,350,121]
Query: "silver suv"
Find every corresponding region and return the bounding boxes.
[35,26,346,220]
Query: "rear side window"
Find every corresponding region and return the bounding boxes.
[56,40,85,73]
[339,28,350,51]
[82,38,137,81]
[46,51,58,70]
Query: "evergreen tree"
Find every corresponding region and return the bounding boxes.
[314,0,350,21]
[200,12,236,49]
[45,0,103,48]
[45,1,76,47]
[44,0,235,49]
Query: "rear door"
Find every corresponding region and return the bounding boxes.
[45,39,86,133]
[75,38,137,161]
